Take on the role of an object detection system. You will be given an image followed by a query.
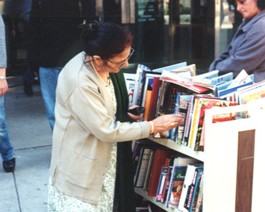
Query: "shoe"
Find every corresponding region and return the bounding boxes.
[3,158,16,173]
[23,81,34,96]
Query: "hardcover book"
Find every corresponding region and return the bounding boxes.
[188,97,237,151]
[134,148,153,187]
[178,164,203,212]
[156,166,169,202]
[147,149,172,196]
[190,169,204,212]
[176,95,193,144]
[184,167,203,211]
[167,166,187,208]
[165,157,196,208]
[142,150,155,191]
[148,77,162,120]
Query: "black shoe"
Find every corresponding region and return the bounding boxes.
[23,81,34,96]
[3,158,16,173]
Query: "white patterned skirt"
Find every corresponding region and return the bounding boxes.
[48,143,117,212]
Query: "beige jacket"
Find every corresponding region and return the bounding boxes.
[49,52,150,204]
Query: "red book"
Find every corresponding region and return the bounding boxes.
[147,149,172,196]
[148,77,162,120]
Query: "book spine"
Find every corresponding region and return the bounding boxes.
[188,99,201,148]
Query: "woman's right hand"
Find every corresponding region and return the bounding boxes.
[149,114,183,135]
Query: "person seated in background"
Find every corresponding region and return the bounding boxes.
[209,0,265,83]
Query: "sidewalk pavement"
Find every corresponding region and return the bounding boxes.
[0,76,52,212]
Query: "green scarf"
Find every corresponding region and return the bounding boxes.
[110,72,136,212]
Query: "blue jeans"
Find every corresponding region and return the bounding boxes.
[0,96,14,161]
[39,67,62,130]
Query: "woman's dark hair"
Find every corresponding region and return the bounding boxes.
[80,21,133,59]
[257,0,265,10]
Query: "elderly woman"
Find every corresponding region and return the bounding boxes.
[48,21,181,211]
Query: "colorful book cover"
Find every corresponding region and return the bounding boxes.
[192,98,237,151]
[156,167,169,202]
[177,95,193,144]
[132,64,152,106]
[178,164,203,212]
[194,173,204,212]
[182,95,195,146]
[187,98,201,149]
[148,77,162,120]
[190,169,204,212]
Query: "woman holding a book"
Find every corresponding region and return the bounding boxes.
[209,0,265,82]
[47,21,182,212]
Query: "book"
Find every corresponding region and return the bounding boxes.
[207,72,233,86]
[167,166,187,208]
[156,154,179,203]
[156,167,169,202]
[216,79,254,98]
[142,74,161,120]
[214,72,254,97]
[147,149,173,196]
[199,101,238,148]
[176,95,193,144]
[169,92,181,141]
[188,97,237,151]
[148,76,162,120]
[132,140,158,175]
[192,70,219,86]
[152,61,188,73]
[184,167,203,212]
[160,64,213,94]
[132,64,152,106]
[178,164,203,212]
[134,148,153,187]
[143,150,155,191]
[165,157,196,208]
[182,95,195,146]
[187,98,202,149]
[194,173,204,212]
[237,80,265,105]
[138,71,161,107]
[190,169,204,212]
[124,73,136,107]
[141,74,160,107]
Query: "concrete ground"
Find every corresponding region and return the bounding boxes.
[0,76,52,212]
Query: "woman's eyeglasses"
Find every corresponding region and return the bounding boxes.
[106,48,135,69]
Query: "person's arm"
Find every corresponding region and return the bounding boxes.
[0,16,9,96]
[209,47,231,72]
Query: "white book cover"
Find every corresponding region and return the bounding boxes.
[178,164,201,212]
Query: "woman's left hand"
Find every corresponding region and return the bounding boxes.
[127,112,142,121]
[127,105,143,121]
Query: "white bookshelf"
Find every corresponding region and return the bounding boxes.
[148,137,204,162]
[134,137,203,211]
[135,104,265,212]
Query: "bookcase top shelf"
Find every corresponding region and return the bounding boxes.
[148,137,204,162]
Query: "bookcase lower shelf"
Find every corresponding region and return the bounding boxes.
[135,187,181,212]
